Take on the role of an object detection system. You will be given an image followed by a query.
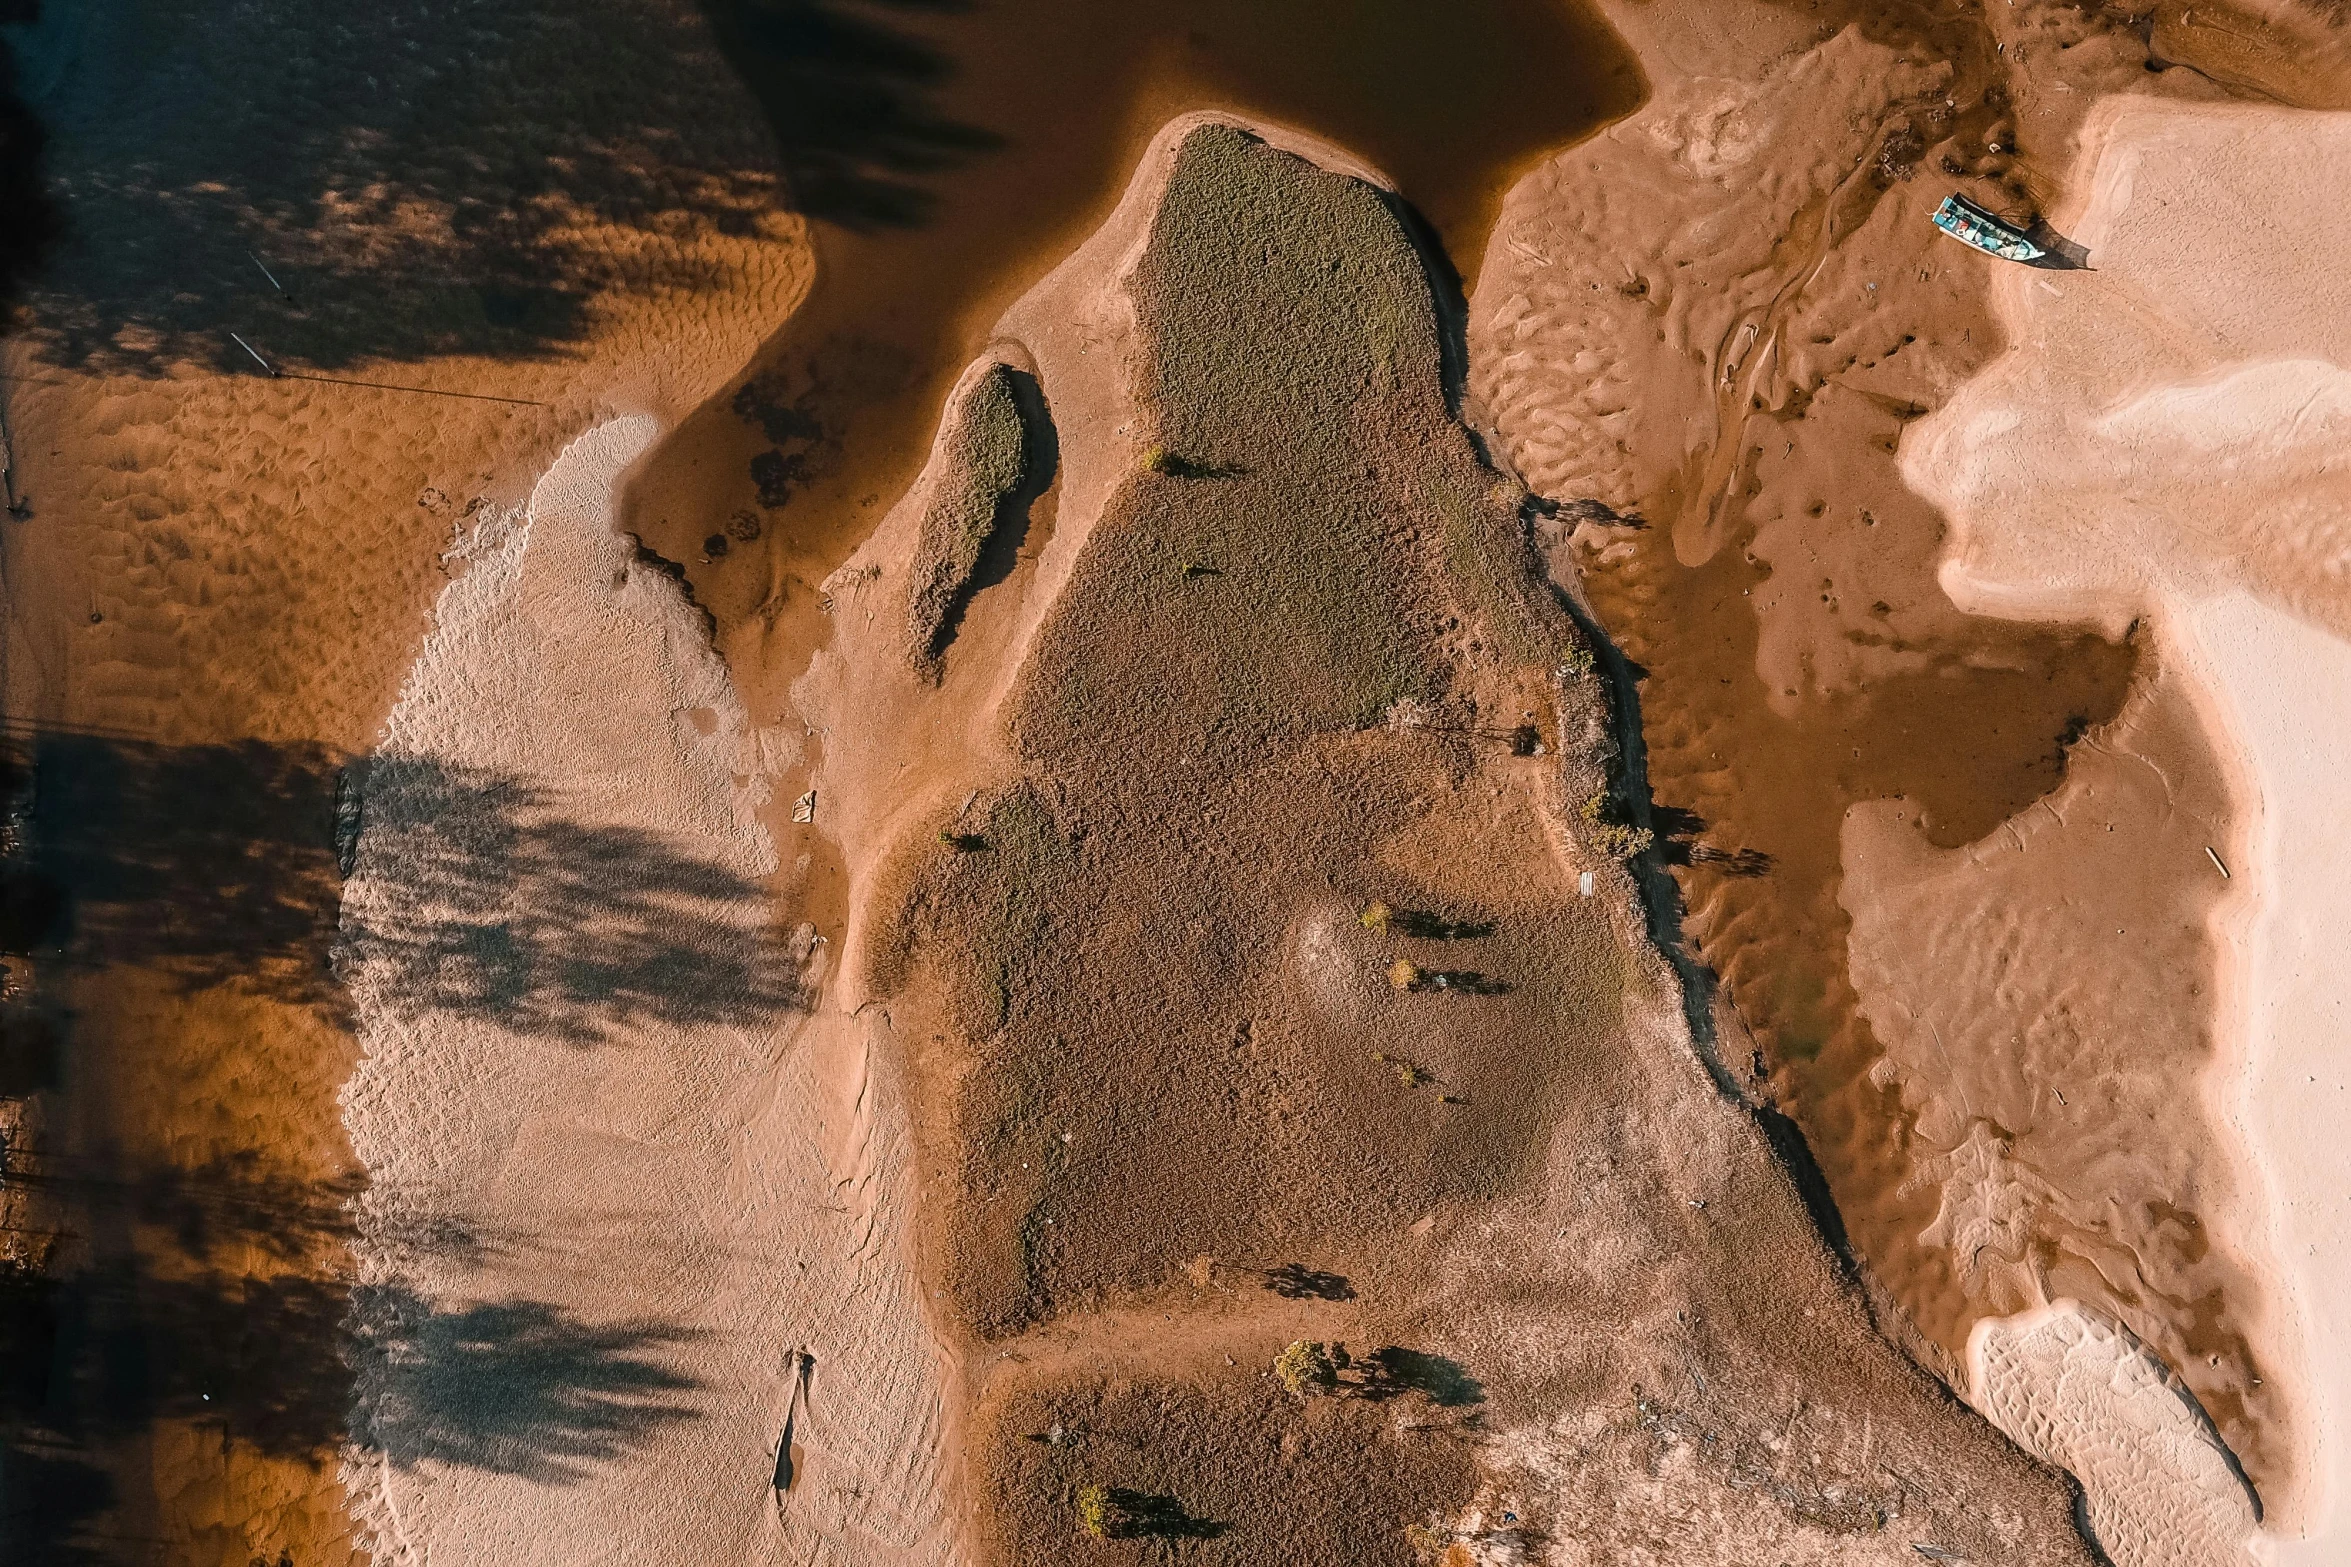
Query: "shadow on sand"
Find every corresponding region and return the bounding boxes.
[0,727,798,1560]
[701,0,1001,233]
[9,731,804,1050]
[5,0,986,374]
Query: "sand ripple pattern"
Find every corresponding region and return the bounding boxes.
[336,419,954,1565]
[1971,1304,2256,1567]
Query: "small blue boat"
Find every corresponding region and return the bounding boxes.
[1930,193,2047,264]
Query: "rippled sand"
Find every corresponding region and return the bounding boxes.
[1906,95,2351,1562]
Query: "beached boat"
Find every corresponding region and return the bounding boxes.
[1931,193,2047,263]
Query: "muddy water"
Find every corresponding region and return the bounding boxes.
[623,0,1643,731]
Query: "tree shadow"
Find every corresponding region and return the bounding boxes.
[701,0,1002,233]
[1358,1347,1484,1408]
[8,731,806,1047]
[21,732,353,1022]
[1103,1487,1227,1541]
[1260,1263,1354,1302]
[347,1287,704,1484]
[0,727,782,1549]
[7,0,987,374]
[1651,804,1773,878]
[0,7,60,322]
[340,750,808,1044]
[3,1213,702,1556]
[1385,908,1495,941]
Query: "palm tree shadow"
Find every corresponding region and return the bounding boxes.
[12,732,807,1048]
[702,0,1002,232]
[340,750,808,1044]
[3,1245,708,1558]
[348,1288,705,1483]
[1105,1488,1227,1540]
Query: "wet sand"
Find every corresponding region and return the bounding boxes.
[1468,0,2321,1549]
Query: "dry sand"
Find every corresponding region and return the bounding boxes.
[336,417,954,1565]
[1902,95,2351,1562]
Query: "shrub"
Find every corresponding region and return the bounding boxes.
[1274,1339,1340,1398]
[1579,791,1652,859]
[1388,958,1424,992]
[1360,899,1394,931]
[1076,1482,1113,1539]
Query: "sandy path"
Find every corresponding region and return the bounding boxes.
[1902,96,2351,1563]
[336,419,955,1566]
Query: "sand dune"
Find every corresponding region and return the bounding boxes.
[1903,95,2351,1561]
[1972,1301,2258,1567]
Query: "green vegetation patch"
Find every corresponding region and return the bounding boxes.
[905,361,1032,674]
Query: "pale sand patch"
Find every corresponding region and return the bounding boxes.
[1971,1301,2257,1567]
[338,419,955,1566]
[1902,97,2351,1557]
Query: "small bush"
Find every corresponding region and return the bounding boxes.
[1274,1339,1340,1398]
[1076,1482,1114,1539]
[1579,792,1652,859]
[1591,822,1653,859]
[1360,899,1394,932]
[1388,958,1424,992]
